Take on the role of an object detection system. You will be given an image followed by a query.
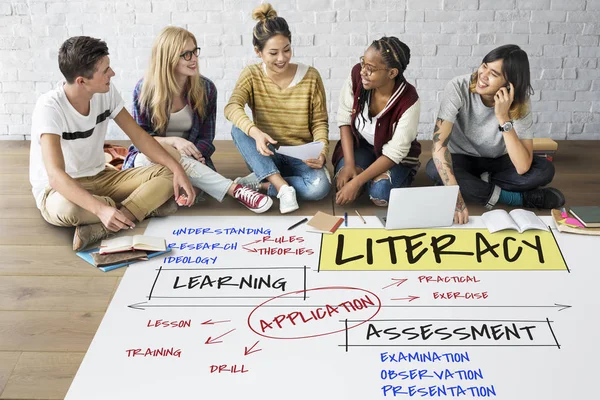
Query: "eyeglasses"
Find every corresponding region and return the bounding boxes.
[359,56,388,77]
[180,47,201,61]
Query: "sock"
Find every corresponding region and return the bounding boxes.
[498,190,523,206]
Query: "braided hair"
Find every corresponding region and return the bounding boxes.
[356,36,411,130]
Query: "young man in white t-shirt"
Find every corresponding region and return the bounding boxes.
[30,36,195,251]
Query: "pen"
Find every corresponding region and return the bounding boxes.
[287,217,308,231]
[344,212,348,227]
[355,209,366,224]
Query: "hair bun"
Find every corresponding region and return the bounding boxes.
[252,3,277,22]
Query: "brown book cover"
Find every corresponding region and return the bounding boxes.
[306,211,344,234]
[533,138,558,151]
[91,250,149,267]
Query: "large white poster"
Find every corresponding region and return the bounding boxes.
[66,216,597,399]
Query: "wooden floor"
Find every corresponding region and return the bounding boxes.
[0,139,599,399]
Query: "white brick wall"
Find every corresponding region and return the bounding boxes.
[0,0,599,141]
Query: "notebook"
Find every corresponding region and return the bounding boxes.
[99,235,166,254]
[306,211,344,234]
[376,186,459,230]
[77,247,171,272]
[569,206,600,228]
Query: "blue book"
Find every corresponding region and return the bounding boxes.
[76,247,171,272]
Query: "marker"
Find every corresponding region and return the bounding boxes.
[355,209,366,224]
[344,212,348,227]
[560,207,568,218]
[287,217,308,231]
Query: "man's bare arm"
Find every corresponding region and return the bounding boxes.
[431,117,468,222]
[431,118,456,184]
[41,134,135,230]
[41,134,106,215]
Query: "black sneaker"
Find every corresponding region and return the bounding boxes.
[522,187,565,209]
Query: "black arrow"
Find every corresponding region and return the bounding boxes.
[128,302,571,311]
[382,303,572,312]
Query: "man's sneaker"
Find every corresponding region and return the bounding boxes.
[277,184,299,214]
[234,173,262,192]
[149,198,179,218]
[523,187,566,209]
[232,184,273,213]
[73,223,111,252]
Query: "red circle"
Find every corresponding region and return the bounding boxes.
[247,286,382,340]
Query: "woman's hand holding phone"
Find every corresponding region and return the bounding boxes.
[494,82,514,123]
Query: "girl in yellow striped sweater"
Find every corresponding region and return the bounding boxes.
[225,3,331,214]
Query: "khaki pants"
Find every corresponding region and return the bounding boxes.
[40,164,174,227]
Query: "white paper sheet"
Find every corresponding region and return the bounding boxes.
[276,141,324,160]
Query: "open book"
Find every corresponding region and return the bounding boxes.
[99,235,166,254]
[481,209,548,234]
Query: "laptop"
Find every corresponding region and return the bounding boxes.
[377,186,460,229]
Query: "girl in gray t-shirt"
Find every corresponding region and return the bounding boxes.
[426,45,564,224]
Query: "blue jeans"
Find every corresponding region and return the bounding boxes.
[231,126,331,200]
[425,153,555,208]
[334,143,417,204]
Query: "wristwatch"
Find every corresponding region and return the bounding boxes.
[498,120,514,132]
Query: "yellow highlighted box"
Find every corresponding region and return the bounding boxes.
[319,228,567,271]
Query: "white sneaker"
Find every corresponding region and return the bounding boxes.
[233,173,262,192]
[277,185,299,214]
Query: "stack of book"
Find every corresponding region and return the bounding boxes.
[551,206,600,236]
[76,235,170,272]
[533,138,558,162]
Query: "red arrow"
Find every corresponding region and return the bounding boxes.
[205,328,236,345]
[382,278,408,290]
[242,239,262,253]
[391,295,420,302]
[244,340,262,356]
[201,319,231,325]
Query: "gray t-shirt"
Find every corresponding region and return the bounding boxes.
[437,74,533,158]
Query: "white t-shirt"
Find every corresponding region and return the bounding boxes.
[29,81,124,209]
[354,94,386,146]
[262,62,309,88]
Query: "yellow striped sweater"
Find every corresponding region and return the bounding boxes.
[224,63,329,158]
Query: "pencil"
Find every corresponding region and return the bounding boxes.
[355,209,366,224]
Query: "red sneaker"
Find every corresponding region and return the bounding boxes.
[232,184,273,213]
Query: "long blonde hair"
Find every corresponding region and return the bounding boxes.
[139,26,207,134]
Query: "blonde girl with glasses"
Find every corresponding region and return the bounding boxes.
[123,26,273,213]
[333,36,422,206]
